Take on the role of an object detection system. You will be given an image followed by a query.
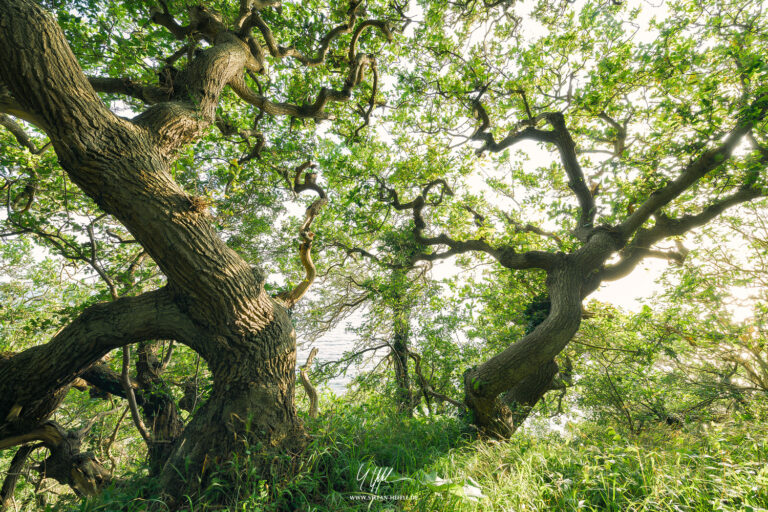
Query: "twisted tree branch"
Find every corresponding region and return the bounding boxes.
[619,95,768,238]
[376,178,557,270]
[275,163,328,308]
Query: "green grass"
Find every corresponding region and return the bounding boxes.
[67,395,768,512]
[394,422,768,512]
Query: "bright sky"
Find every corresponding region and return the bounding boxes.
[591,257,669,310]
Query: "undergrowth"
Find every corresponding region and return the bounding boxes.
[69,394,768,512]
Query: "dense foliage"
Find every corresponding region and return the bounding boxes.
[1,0,767,509]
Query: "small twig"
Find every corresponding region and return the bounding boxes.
[191,354,201,413]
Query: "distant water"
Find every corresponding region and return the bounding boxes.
[295,312,383,395]
[293,260,459,395]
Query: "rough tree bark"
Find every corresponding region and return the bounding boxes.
[501,359,560,427]
[0,0,385,501]
[462,257,588,437]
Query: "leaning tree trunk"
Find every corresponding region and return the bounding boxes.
[462,232,621,438]
[0,0,306,501]
[463,261,585,437]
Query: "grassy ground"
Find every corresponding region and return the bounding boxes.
[69,395,768,512]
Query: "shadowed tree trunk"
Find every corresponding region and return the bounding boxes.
[392,300,414,414]
[0,0,363,500]
[501,359,560,427]
[462,259,588,438]
[135,343,186,475]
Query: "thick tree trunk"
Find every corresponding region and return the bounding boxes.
[463,232,620,437]
[501,359,559,427]
[158,304,304,499]
[0,0,306,501]
[463,262,583,437]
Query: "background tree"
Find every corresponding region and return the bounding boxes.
[296,137,475,414]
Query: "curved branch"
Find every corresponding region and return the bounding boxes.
[121,345,151,445]
[413,194,556,271]
[600,186,766,282]
[0,81,38,126]
[471,100,551,153]
[0,444,34,509]
[545,113,595,232]
[237,1,282,29]
[148,4,194,41]
[0,114,49,154]
[0,287,195,439]
[245,12,351,65]
[244,1,390,68]
[619,96,768,238]
[229,74,335,120]
[375,176,556,270]
[354,62,379,138]
[229,52,377,122]
[0,421,109,497]
[88,76,170,105]
[275,163,328,308]
[472,107,595,234]
[348,20,393,62]
[299,348,319,418]
[0,423,62,451]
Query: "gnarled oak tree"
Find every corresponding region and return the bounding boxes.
[0,0,390,501]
